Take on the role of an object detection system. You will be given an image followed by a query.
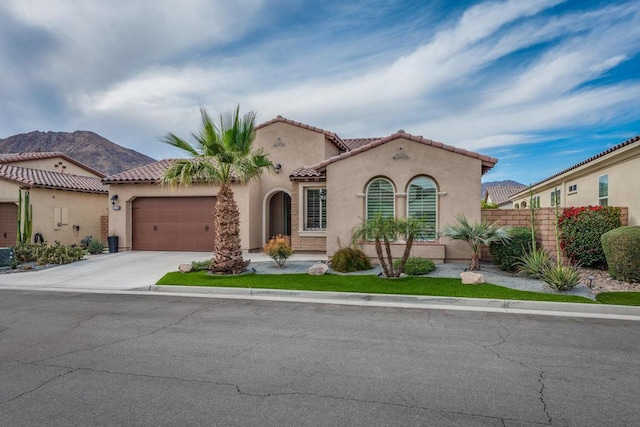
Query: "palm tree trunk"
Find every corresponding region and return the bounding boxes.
[383,237,395,277]
[395,235,414,277]
[374,238,391,277]
[469,252,480,271]
[211,183,250,274]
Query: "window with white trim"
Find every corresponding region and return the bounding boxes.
[366,178,394,219]
[304,188,326,230]
[550,189,561,206]
[407,177,437,241]
[599,175,608,206]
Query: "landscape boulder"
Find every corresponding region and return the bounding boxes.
[178,263,192,273]
[460,271,485,285]
[308,262,329,276]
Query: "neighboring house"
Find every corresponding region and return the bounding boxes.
[0,152,108,246]
[104,116,497,262]
[510,135,640,225]
[484,185,527,209]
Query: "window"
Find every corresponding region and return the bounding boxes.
[569,184,578,193]
[599,175,608,206]
[521,201,527,208]
[304,188,326,230]
[366,178,395,219]
[550,189,561,206]
[533,195,540,208]
[407,177,437,241]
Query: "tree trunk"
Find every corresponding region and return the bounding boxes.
[395,235,414,277]
[210,183,250,274]
[468,252,480,271]
[374,238,391,278]
[383,237,395,277]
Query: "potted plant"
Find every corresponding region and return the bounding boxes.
[107,230,119,253]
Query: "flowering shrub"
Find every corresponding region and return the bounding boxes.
[263,234,293,267]
[558,206,621,268]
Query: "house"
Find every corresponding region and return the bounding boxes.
[510,135,640,225]
[484,185,527,209]
[0,152,109,246]
[104,116,497,263]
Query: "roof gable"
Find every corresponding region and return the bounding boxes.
[255,116,350,152]
[485,186,528,205]
[0,151,106,178]
[102,159,174,183]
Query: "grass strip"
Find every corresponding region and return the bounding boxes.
[596,292,640,306]
[157,272,594,304]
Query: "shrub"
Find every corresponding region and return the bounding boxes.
[517,247,552,279]
[540,263,580,291]
[558,206,621,268]
[87,239,106,254]
[330,247,372,273]
[191,260,212,272]
[13,241,84,265]
[601,226,640,283]
[263,234,293,268]
[490,227,533,272]
[393,257,435,275]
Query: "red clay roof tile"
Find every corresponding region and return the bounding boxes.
[0,152,106,177]
[0,164,107,193]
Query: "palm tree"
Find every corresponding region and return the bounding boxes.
[161,106,273,274]
[441,214,511,271]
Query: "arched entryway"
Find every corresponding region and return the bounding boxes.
[267,191,291,241]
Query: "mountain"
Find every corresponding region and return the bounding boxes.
[481,180,526,198]
[0,131,156,176]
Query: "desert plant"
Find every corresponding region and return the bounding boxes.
[191,260,212,272]
[558,205,621,268]
[441,214,511,271]
[516,247,552,279]
[13,241,84,265]
[87,239,106,254]
[540,263,580,291]
[17,189,33,244]
[601,226,640,283]
[393,257,435,275]
[330,247,372,272]
[490,227,533,272]
[161,105,273,274]
[263,234,294,268]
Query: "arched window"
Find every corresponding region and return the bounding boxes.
[366,178,395,219]
[521,201,527,208]
[407,177,437,241]
[514,203,520,209]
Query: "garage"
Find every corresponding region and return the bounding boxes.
[132,197,216,251]
[0,203,18,247]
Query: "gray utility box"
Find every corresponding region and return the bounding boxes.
[0,248,15,267]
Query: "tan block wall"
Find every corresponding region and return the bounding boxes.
[481,207,629,261]
[101,215,108,244]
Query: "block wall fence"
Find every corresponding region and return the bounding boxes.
[480,207,628,261]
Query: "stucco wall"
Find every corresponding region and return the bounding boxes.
[290,182,326,253]
[8,157,102,177]
[325,138,484,262]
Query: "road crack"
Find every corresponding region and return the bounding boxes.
[1,368,77,404]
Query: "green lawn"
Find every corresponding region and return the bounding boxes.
[157,271,594,304]
[596,292,640,306]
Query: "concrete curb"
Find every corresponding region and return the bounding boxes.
[149,285,640,321]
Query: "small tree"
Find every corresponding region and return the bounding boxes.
[263,235,293,268]
[442,214,511,271]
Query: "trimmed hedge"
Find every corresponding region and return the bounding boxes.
[393,257,436,275]
[490,227,533,272]
[558,206,621,268]
[601,226,640,283]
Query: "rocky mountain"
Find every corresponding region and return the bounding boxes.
[0,131,156,176]
[481,180,526,198]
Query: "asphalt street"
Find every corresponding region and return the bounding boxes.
[0,290,638,426]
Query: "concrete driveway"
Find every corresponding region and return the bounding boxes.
[0,251,212,291]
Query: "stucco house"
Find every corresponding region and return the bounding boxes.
[484,185,527,209]
[104,116,497,263]
[0,152,108,247]
[510,135,640,225]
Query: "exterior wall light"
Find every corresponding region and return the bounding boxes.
[274,163,282,174]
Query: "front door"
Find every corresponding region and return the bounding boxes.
[268,192,291,239]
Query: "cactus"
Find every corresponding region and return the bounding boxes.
[17,189,33,243]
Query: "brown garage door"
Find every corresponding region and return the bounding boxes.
[132,197,216,251]
[0,203,18,247]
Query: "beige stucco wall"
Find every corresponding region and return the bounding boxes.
[8,157,102,177]
[108,182,256,251]
[512,144,639,225]
[324,138,484,263]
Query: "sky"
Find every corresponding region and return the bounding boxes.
[1,0,638,185]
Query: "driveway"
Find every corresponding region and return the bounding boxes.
[0,251,212,291]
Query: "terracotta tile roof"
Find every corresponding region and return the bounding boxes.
[0,164,108,193]
[291,131,498,180]
[255,116,350,152]
[342,137,382,150]
[511,135,640,198]
[0,151,106,177]
[289,167,324,179]
[485,186,528,205]
[102,159,174,183]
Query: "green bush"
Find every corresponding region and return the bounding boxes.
[517,247,552,279]
[191,260,212,272]
[601,226,640,283]
[87,239,106,254]
[540,263,580,291]
[558,206,621,268]
[490,227,533,272]
[12,241,84,265]
[330,247,372,272]
[393,257,435,275]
